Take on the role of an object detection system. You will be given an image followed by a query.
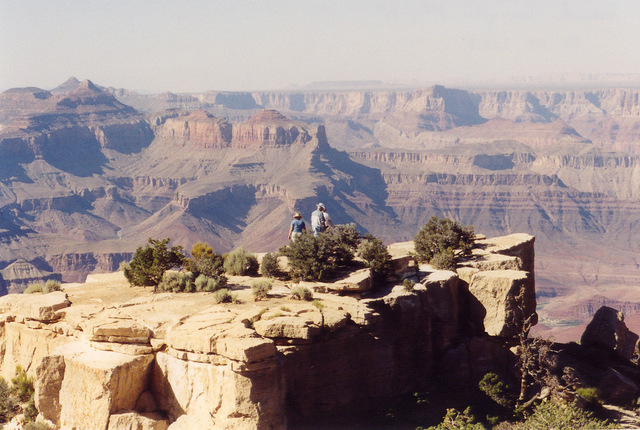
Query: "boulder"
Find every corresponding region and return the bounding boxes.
[253,316,320,340]
[108,411,169,430]
[328,268,372,293]
[59,347,154,430]
[581,306,639,361]
[468,270,536,340]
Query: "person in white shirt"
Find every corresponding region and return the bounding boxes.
[310,203,333,237]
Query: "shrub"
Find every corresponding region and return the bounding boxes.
[11,366,33,403]
[187,242,225,278]
[357,234,392,286]
[424,407,485,430]
[414,216,474,263]
[0,378,18,422]
[515,399,613,429]
[260,252,281,278]
[224,247,259,276]
[479,372,514,410]
[430,248,457,271]
[576,387,603,406]
[403,278,416,292]
[124,238,185,287]
[23,395,37,422]
[280,224,361,281]
[156,271,194,293]
[312,299,324,312]
[291,286,313,301]
[23,283,43,294]
[251,280,273,301]
[213,288,237,304]
[43,279,61,293]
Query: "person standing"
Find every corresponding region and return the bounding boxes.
[319,203,333,229]
[311,203,333,237]
[288,212,306,241]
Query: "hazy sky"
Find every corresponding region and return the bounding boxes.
[2,0,639,93]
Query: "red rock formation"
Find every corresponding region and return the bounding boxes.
[157,110,232,148]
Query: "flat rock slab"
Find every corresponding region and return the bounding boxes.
[328,268,372,292]
[254,316,320,340]
[0,291,70,322]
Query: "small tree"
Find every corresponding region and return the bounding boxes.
[260,252,281,278]
[414,216,474,268]
[280,224,361,281]
[124,238,185,287]
[224,247,259,276]
[430,248,457,271]
[357,234,392,287]
[187,242,225,278]
[251,280,273,300]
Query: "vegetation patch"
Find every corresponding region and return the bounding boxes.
[414,216,474,270]
[224,247,259,276]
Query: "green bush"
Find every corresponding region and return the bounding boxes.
[224,247,259,276]
[280,224,361,281]
[260,252,281,278]
[251,280,273,301]
[124,238,185,287]
[23,283,43,294]
[0,378,18,422]
[357,234,392,286]
[515,399,613,429]
[43,279,61,293]
[479,372,514,410]
[291,286,313,301]
[156,271,194,293]
[424,407,485,430]
[187,242,225,278]
[23,395,37,422]
[430,248,457,271]
[213,288,237,304]
[576,387,603,405]
[414,216,474,263]
[24,280,61,294]
[402,278,416,292]
[11,366,33,403]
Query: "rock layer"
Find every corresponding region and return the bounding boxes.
[0,234,535,429]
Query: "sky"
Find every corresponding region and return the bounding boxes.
[1,0,640,93]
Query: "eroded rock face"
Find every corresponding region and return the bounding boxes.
[0,234,536,429]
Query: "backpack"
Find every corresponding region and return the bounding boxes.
[318,211,326,229]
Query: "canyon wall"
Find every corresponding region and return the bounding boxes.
[0,234,535,429]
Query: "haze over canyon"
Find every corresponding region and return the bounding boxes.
[2,77,640,340]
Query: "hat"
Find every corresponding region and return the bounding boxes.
[317,203,325,209]
[293,212,302,219]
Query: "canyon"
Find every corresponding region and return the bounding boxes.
[2,77,640,339]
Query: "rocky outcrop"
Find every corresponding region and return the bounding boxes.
[156,110,232,148]
[0,234,535,429]
[0,260,60,294]
[580,306,640,361]
[156,109,314,148]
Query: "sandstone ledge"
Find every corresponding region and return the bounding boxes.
[0,233,536,429]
